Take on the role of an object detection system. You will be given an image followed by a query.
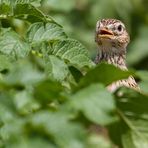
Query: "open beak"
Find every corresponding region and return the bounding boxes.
[98,28,114,39]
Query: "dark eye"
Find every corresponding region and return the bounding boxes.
[117,25,122,32]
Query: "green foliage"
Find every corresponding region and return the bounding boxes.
[27,22,67,42]
[69,84,116,125]
[78,63,133,88]
[0,1,148,148]
[109,88,148,148]
[0,29,30,58]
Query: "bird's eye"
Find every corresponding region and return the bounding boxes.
[117,24,122,32]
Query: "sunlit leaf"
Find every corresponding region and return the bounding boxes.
[27,22,67,43]
[45,55,69,81]
[51,39,94,69]
[0,29,31,58]
[70,83,116,125]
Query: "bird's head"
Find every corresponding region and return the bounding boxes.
[95,19,130,53]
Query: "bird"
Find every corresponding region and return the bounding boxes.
[95,18,140,92]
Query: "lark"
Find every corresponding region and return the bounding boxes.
[95,19,139,92]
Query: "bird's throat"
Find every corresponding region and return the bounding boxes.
[95,49,127,70]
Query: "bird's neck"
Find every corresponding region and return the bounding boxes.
[95,49,127,70]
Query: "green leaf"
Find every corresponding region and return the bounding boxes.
[0,3,12,15]
[44,55,69,82]
[0,119,24,142]
[27,22,67,43]
[14,3,46,23]
[70,83,116,125]
[51,39,94,69]
[87,134,114,148]
[8,137,56,148]
[0,54,12,72]
[0,29,31,58]
[30,111,86,148]
[13,90,40,115]
[113,88,148,148]
[69,66,83,83]
[15,0,41,7]
[107,121,123,148]
[3,59,44,86]
[0,93,15,122]
[79,63,133,88]
[0,1,41,18]
[34,79,65,105]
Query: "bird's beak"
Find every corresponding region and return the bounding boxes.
[98,28,114,39]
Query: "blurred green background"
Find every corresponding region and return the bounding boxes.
[39,0,148,70]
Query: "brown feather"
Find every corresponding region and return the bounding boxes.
[95,19,140,92]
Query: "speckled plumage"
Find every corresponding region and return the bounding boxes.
[95,19,140,92]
